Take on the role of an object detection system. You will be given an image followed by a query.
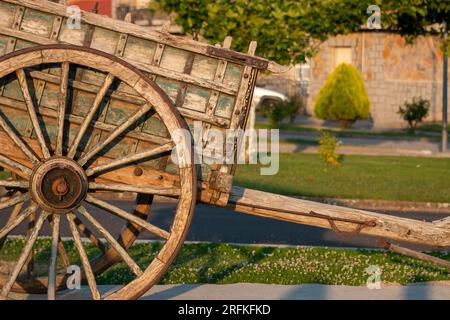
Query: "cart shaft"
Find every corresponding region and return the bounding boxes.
[228,186,450,247]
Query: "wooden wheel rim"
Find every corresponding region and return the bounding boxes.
[0,45,196,300]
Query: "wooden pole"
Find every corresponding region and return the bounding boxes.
[380,240,450,270]
[442,24,448,153]
[229,186,450,247]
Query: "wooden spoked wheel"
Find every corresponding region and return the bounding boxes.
[0,45,196,300]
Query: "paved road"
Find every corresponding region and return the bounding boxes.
[1,200,448,250]
[279,132,450,157]
[18,283,450,300]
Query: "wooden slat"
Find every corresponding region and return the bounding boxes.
[4,5,24,53]
[1,0,273,70]
[0,95,171,145]
[50,15,63,41]
[0,26,238,96]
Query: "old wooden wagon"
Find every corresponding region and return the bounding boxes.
[0,0,448,300]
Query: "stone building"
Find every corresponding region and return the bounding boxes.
[261,31,450,129]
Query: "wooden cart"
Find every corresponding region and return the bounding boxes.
[0,0,448,300]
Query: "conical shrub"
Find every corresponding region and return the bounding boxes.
[314,63,370,128]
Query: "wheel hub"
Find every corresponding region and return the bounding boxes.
[30,157,88,213]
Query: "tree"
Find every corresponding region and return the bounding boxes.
[155,0,370,65]
[314,63,370,128]
[156,1,450,65]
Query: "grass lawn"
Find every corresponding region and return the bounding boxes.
[256,121,447,140]
[1,239,448,286]
[0,171,10,179]
[234,153,450,202]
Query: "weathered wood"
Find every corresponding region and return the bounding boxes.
[16,68,51,158]
[0,154,32,177]
[1,210,48,298]
[0,95,171,146]
[78,103,153,166]
[86,142,173,176]
[380,240,450,269]
[78,205,143,277]
[4,5,24,53]
[66,212,101,300]
[68,73,115,159]
[0,108,40,164]
[0,201,23,248]
[433,216,450,228]
[3,0,282,71]
[85,194,170,240]
[73,215,106,254]
[0,191,29,210]
[0,180,28,188]
[55,61,69,156]
[0,35,200,301]
[47,214,71,270]
[89,182,180,197]
[47,212,60,300]
[229,186,450,247]
[0,202,36,240]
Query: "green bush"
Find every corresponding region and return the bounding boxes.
[264,95,305,126]
[318,131,340,167]
[285,95,306,124]
[398,97,430,132]
[314,63,370,128]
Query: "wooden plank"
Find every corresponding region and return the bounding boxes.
[0,24,239,97]
[4,5,24,53]
[2,0,272,70]
[229,186,450,247]
[0,95,171,145]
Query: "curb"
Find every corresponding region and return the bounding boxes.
[93,192,450,214]
[294,196,450,214]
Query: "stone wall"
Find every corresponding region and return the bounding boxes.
[260,32,450,129]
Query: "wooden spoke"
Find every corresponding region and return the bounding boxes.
[0,202,24,249]
[67,73,115,159]
[85,142,174,177]
[47,215,71,270]
[0,203,36,241]
[26,211,36,278]
[78,104,153,166]
[1,211,48,298]
[73,215,107,254]
[0,192,30,210]
[16,69,51,159]
[47,213,60,300]
[0,114,40,165]
[85,195,170,240]
[89,182,180,197]
[66,212,101,300]
[0,180,29,189]
[78,206,143,276]
[0,154,32,178]
[56,62,70,156]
